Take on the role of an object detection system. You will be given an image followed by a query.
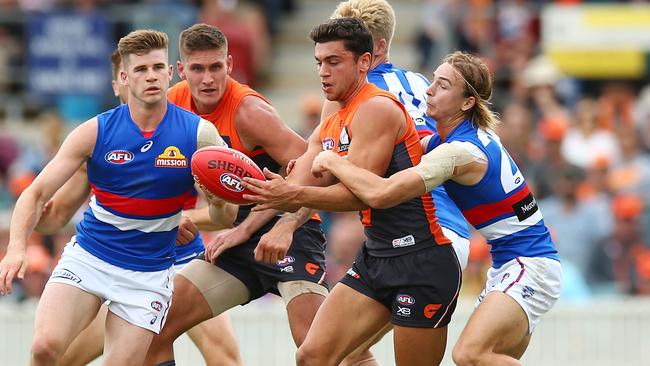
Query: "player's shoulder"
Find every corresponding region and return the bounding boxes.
[235,94,277,123]
[355,93,405,127]
[364,89,403,112]
[98,103,126,119]
[168,102,201,127]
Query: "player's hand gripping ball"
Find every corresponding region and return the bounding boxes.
[191,146,265,205]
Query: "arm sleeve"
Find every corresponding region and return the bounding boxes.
[409,141,485,192]
[197,118,227,149]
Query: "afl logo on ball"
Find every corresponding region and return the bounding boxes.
[220,173,245,192]
[105,150,134,164]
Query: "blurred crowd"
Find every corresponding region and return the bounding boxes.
[1,0,650,304]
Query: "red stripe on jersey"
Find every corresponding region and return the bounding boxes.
[183,195,198,210]
[417,129,433,139]
[462,184,531,226]
[91,184,192,216]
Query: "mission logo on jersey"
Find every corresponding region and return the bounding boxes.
[155,146,187,168]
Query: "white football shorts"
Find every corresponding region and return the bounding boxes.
[48,238,174,333]
[475,256,562,333]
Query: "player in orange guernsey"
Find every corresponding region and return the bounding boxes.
[145,24,336,366]
[242,18,461,366]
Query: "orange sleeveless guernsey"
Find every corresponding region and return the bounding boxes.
[319,83,449,256]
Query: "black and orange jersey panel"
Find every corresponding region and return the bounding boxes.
[319,83,450,256]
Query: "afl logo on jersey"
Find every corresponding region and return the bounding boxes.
[322,137,335,151]
[220,173,245,192]
[396,294,415,306]
[105,150,134,165]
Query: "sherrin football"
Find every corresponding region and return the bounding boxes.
[191,146,265,205]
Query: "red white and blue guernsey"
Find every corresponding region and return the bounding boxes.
[427,119,559,268]
[369,63,470,240]
[75,102,199,272]
[176,192,204,267]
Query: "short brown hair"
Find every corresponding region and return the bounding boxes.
[310,17,373,60]
[110,49,121,81]
[331,0,395,49]
[118,29,168,66]
[179,23,228,61]
[444,51,499,130]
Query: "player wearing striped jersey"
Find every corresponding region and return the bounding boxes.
[331,0,470,270]
[144,24,331,366]
[310,51,562,365]
[34,49,242,366]
[0,30,231,366]
[242,18,461,366]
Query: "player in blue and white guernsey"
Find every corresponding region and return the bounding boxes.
[0,30,232,366]
[332,0,470,270]
[32,49,241,366]
[311,51,562,365]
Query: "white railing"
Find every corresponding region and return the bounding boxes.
[1,296,649,365]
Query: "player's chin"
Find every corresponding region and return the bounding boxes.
[323,91,337,101]
[141,94,165,105]
[198,94,220,106]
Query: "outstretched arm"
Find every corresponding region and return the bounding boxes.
[0,118,97,295]
[35,164,90,234]
[312,141,485,209]
[243,96,404,212]
[312,150,426,209]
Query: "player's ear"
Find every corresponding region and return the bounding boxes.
[375,38,388,57]
[168,64,173,80]
[177,61,186,80]
[227,54,233,75]
[461,96,476,112]
[120,69,128,86]
[359,52,371,73]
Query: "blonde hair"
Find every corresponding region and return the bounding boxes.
[118,29,168,66]
[331,0,395,49]
[444,51,500,130]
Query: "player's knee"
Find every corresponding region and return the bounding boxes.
[340,350,378,366]
[31,336,64,364]
[296,343,329,366]
[452,342,482,366]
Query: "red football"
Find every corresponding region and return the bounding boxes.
[191,146,265,205]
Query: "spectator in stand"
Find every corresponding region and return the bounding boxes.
[522,55,569,126]
[496,102,534,168]
[526,116,571,199]
[199,0,270,86]
[589,195,650,295]
[539,167,611,280]
[561,97,622,169]
[634,85,650,151]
